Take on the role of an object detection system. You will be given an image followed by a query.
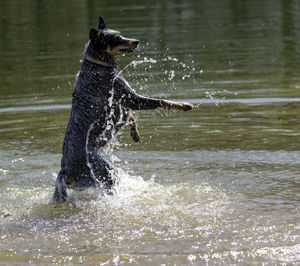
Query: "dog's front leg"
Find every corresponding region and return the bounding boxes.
[161,100,193,111]
[129,115,140,142]
[114,77,193,112]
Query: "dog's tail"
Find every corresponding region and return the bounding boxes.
[51,170,68,203]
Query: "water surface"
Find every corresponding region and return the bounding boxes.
[0,0,299,264]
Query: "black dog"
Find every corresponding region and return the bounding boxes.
[52,17,193,203]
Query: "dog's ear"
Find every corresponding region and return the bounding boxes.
[98,16,106,30]
[89,28,100,41]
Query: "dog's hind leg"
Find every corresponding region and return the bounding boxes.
[87,150,116,191]
[51,169,68,203]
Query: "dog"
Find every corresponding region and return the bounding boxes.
[52,17,193,203]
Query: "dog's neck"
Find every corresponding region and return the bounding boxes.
[85,56,115,67]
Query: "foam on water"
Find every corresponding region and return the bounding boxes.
[0,148,299,265]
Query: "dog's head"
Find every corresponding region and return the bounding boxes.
[89,17,139,60]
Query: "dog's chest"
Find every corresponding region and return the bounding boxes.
[75,67,131,147]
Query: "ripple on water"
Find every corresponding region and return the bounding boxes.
[0,167,299,264]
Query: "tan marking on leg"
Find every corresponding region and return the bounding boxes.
[129,115,140,142]
[161,100,193,111]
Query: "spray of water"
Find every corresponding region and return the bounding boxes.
[85,53,197,192]
[85,119,101,186]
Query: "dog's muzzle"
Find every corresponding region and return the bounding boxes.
[120,38,139,53]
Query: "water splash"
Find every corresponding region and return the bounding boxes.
[84,58,161,186]
[114,56,158,85]
[204,90,239,106]
[84,54,197,190]
[85,119,101,186]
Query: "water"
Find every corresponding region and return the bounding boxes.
[1,0,300,264]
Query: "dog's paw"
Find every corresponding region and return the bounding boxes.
[130,127,140,142]
[180,102,193,111]
[162,100,193,111]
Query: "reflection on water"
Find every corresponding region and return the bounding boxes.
[0,0,300,264]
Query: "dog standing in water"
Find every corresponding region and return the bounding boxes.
[52,17,193,202]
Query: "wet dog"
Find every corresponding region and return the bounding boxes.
[52,17,193,202]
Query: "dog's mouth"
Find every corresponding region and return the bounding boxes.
[119,40,139,53]
[119,47,135,53]
[108,39,139,58]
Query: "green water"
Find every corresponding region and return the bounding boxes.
[0,0,299,264]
